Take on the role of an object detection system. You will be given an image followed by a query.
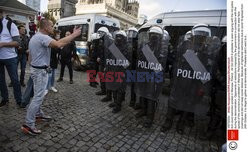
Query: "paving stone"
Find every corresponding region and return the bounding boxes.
[37,146,47,152]
[0,67,223,152]
[76,141,85,147]
[47,147,58,152]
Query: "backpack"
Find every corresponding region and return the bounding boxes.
[0,17,12,35]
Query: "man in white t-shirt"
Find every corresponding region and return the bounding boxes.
[21,18,81,135]
[0,10,22,107]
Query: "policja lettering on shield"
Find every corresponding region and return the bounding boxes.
[138,44,163,73]
[137,60,163,72]
[179,49,211,84]
[176,69,211,81]
[106,43,130,68]
[106,59,129,67]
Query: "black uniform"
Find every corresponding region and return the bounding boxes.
[95,36,107,95]
[162,35,221,138]
[59,41,76,81]
[17,34,29,85]
[104,32,129,113]
[89,38,100,87]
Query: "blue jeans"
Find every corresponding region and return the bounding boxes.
[47,68,56,89]
[0,57,22,103]
[25,67,48,129]
[18,54,27,83]
[21,76,33,107]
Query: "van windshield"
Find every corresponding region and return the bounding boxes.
[58,24,89,41]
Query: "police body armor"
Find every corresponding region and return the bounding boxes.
[135,29,168,101]
[104,33,129,92]
[168,36,221,115]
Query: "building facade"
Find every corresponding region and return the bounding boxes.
[25,0,40,12]
[76,0,139,29]
[0,0,36,35]
[48,0,78,20]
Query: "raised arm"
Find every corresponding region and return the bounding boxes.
[49,27,81,49]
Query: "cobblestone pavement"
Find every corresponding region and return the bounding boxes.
[0,67,225,152]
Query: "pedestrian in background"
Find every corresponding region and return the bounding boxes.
[0,9,22,107]
[57,31,76,84]
[45,30,61,95]
[17,25,29,87]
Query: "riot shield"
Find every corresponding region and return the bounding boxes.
[168,35,221,115]
[104,33,130,91]
[135,28,169,101]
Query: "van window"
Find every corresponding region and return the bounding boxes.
[164,26,192,49]
[58,24,89,41]
[94,23,119,35]
[164,26,226,49]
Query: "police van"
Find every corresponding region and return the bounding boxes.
[55,14,120,70]
[139,9,227,95]
[139,9,226,49]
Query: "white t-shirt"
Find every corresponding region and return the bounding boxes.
[0,18,20,59]
[29,32,53,67]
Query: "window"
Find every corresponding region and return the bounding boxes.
[94,23,119,36]
[59,24,89,41]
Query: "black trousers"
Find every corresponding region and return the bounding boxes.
[98,64,106,92]
[112,89,124,109]
[18,54,27,83]
[60,61,73,80]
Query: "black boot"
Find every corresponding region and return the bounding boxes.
[112,105,121,113]
[0,100,9,107]
[57,77,63,82]
[90,82,97,88]
[176,112,187,135]
[101,90,112,101]
[129,100,136,107]
[135,99,147,118]
[134,97,144,110]
[161,118,173,132]
[20,81,26,87]
[96,90,106,95]
[109,102,115,108]
[161,106,175,132]
[134,103,142,110]
[112,92,122,113]
[143,100,155,128]
[101,96,112,102]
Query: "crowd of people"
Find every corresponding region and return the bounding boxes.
[0,9,226,150]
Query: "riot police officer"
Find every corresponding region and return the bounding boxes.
[89,33,101,88]
[161,24,221,139]
[207,35,226,139]
[95,27,110,96]
[127,27,139,108]
[135,26,169,128]
[104,30,129,113]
